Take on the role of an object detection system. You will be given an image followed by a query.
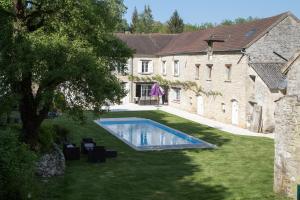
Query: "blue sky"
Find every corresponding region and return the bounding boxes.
[123,0,300,24]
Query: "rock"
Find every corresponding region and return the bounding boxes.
[36,144,65,177]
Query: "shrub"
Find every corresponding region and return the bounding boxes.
[0,129,37,199]
[53,124,70,144]
[38,123,70,152]
[38,124,55,153]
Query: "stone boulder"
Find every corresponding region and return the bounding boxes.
[36,144,65,177]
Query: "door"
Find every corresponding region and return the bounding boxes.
[197,96,204,115]
[232,100,239,125]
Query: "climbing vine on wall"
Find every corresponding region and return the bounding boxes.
[128,75,222,97]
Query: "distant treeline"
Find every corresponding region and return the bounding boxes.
[116,5,259,33]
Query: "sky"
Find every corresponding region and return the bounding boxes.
[123,0,300,25]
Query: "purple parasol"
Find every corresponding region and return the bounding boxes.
[150,83,164,96]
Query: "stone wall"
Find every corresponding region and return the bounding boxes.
[247,67,283,132]
[247,16,300,62]
[274,54,300,198]
[274,95,300,198]
[287,57,300,95]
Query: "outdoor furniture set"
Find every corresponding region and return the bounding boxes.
[63,138,117,163]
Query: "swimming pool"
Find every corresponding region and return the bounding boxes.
[95,118,215,151]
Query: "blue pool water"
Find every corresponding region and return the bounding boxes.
[95,118,215,151]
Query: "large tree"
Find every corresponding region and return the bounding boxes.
[130,6,139,33]
[135,5,154,33]
[167,10,184,33]
[0,0,133,149]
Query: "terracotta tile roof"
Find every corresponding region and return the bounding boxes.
[249,63,286,90]
[158,12,290,55]
[115,33,177,55]
[116,12,293,56]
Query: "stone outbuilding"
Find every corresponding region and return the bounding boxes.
[274,51,300,199]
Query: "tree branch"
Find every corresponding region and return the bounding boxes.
[0,7,15,17]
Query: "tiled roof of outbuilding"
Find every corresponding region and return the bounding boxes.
[249,63,286,90]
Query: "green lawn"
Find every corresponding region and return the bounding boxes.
[39,111,289,200]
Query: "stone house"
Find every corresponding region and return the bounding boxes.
[116,12,300,133]
[274,51,300,199]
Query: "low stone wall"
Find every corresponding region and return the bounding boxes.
[274,95,300,198]
[36,144,65,177]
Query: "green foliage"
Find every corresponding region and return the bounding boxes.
[0,0,133,146]
[38,123,70,152]
[167,10,184,33]
[128,75,222,97]
[221,16,259,26]
[52,124,70,144]
[128,6,259,33]
[130,6,139,33]
[0,129,37,199]
[130,5,154,33]
[38,124,55,153]
[116,18,130,32]
[38,111,288,200]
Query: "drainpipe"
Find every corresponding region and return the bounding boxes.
[130,57,134,103]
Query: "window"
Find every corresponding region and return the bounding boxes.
[142,60,149,73]
[245,28,257,37]
[249,75,256,82]
[174,60,180,76]
[195,64,200,80]
[206,64,213,80]
[141,84,152,97]
[221,103,226,113]
[162,61,167,75]
[172,88,181,102]
[225,64,232,81]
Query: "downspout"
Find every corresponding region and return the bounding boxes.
[130,57,134,103]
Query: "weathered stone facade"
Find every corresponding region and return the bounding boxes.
[117,13,300,133]
[274,53,300,199]
[247,16,300,63]
[274,95,300,198]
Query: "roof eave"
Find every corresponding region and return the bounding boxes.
[157,49,242,56]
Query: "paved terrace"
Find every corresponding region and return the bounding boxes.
[106,103,274,139]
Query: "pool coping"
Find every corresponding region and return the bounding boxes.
[94,117,216,151]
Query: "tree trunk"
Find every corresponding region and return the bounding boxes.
[19,97,41,150]
[18,74,49,150]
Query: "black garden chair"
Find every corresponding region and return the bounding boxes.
[81,138,96,154]
[88,146,106,163]
[63,143,80,161]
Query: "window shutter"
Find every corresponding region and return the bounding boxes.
[138,61,142,74]
[148,61,153,74]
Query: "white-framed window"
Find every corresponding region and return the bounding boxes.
[142,61,149,73]
[172,88,181,102]
[207,64,213,80]
[161,61,167,75]
[141,84,152,97]
[138,60,153,74]
[195,64,200,80]
[225,64,232,81]
[173,60,180,76]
